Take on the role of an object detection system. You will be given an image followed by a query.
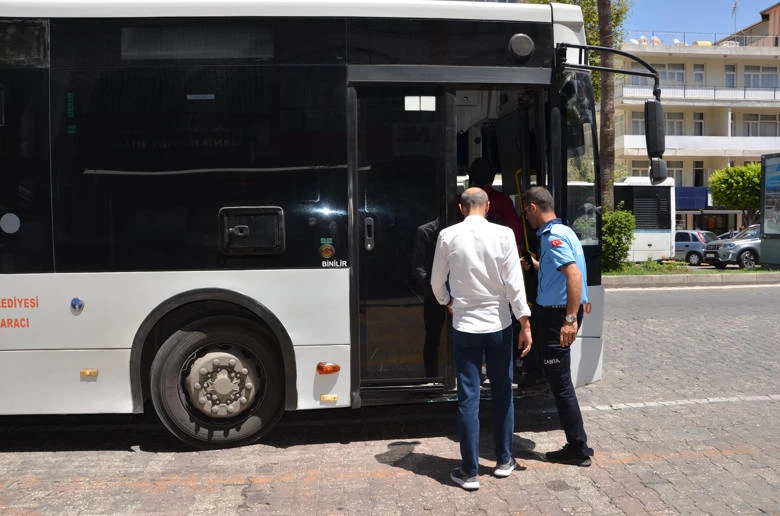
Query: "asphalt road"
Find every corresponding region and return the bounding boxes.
[0,285,778,514]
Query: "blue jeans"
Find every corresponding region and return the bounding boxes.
[452,326,514,476]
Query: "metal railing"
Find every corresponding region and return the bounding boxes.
[624,31,780,48]
[620,84,780,101]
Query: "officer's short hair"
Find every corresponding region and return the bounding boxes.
[523,186,554,212]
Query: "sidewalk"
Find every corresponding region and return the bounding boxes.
[603,269,780,288]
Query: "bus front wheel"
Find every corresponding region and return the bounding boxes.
[150,315,285,448]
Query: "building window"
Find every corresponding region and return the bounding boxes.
[694,64,705,86]
[667,64,685,85]
[693,112,704,136]
[668,160,683,185]
[743,113,759,136]
[631,111,645,135]
[657,63,684,85]
[631,160,648,176]
[665,112,683,136]
[745,65,778,88]
[693,160,706,187]
[725,64,736,88]
[762,67,778,88]
[745,66,760,88]
[760,114,780,137]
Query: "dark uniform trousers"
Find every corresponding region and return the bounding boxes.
[531,304,593,457]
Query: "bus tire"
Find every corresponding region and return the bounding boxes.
[150,315,284,448]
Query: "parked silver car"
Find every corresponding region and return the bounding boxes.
[703,224,761,269]
[675,230,718,266]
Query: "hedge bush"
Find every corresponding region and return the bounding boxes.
[601,201,635,271]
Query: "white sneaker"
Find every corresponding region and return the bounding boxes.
[493,459,518,477]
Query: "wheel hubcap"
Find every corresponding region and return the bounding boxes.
[185,350,260,418]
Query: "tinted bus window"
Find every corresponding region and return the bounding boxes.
[51,65,348,271]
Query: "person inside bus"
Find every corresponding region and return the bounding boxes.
[412,216,445,378]
[430,187,532,490]
[467,157,538,385]
[466,157,524,252]
[520,186,593,467]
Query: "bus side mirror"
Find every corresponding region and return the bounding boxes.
[644,100,665,158]
[649,157,668,185]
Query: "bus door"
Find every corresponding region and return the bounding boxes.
[354,86,457,392]
[0,21,52,275]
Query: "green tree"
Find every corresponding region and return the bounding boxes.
[601,201,635,271]
[709,163,761,225]
[526,0,631,210]
[525,0,630,100]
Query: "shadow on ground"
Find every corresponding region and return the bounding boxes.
[0,394,561,454]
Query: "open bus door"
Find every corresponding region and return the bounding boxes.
[353,83,548,402]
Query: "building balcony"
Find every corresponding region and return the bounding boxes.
[624,31,780,49]
[619,84,780,105]
[618,135,780,157]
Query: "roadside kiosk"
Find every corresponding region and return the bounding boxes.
[760,153,780,267]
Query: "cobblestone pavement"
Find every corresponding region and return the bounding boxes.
[0,285,778,515]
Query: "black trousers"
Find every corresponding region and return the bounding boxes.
[531,304,593,456]
[423,295,446,377]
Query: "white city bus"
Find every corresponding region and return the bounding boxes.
[614,176,676,262]
[0,0,663,447]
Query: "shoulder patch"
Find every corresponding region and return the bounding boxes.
[550,239,563,247]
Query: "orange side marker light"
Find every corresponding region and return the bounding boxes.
[316,362,341,374]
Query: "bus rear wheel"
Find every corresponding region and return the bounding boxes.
[150,315,284,448]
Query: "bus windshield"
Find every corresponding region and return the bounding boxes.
[563,71,599,247]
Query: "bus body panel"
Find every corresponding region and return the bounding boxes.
[0,270,351,414]
[0,0,552,21]
[627,229,675,262]
[294,344,351,410]
[0,269,350,351]
[0,348,133,414]
[571,336,602,388]
[0,345,353,415]
[614,177,676,262]
[579,285,603,340]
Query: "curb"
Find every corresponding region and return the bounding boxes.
[603,271,780,288]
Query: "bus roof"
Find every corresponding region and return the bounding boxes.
[0,0,581,23]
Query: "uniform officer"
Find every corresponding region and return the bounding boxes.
[521,186,593,467]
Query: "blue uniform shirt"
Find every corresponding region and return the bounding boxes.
[535,218,589,306]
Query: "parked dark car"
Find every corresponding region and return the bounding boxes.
[675,230,718,266]
[704,224,761,269]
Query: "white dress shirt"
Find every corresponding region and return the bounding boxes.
[430,215,531,334]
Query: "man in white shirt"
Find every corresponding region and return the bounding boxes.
[431,187,533,490]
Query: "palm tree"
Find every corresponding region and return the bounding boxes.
[598,0,615,209]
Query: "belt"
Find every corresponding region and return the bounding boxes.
[537,304,567,309]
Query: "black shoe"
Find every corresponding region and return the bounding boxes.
[545,444,592,467]
[450,467,479,490]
